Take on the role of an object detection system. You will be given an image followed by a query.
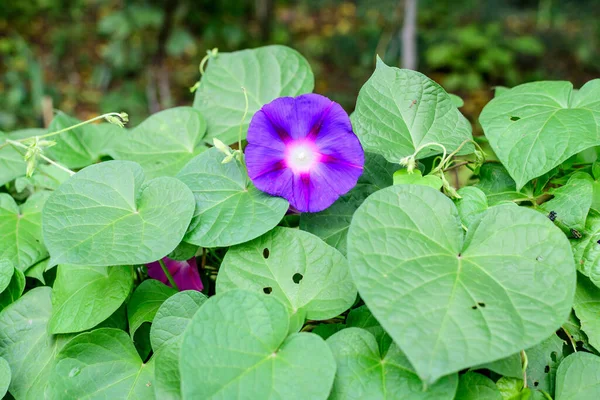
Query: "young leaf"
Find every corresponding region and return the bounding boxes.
[111,107,207,179]
[327,328,458,400]
[42,160,195,266]
[555,352,600,399]
[480,79,600,189]
[177,147,288,248]
[49,265,134,334]
[0,191,49,271]
[217,227,356,321]
[571,213,600,284]
[300,152,397,255]
[127,279,177,338]
[393,169,443,189]
[150,291,207,400]
[0,287,72,399]
[352,57,473,164]
[47,328,155,399]
[455,372,501,400]
[348,184,575,384]
[193,45,314,145]
[180,290,336,399]
[24,258,49,284]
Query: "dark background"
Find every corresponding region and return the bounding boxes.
[1,0,598,133]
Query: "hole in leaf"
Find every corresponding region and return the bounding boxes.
[478,302,486,308]
[534,381,539,387]
[597,240,600,245]
[510,116,521,121]
[263,287,272,294]
[550,351,558,362]
[536,256,543,262]
[544,365,550,373]
[262,248,270,259]
[471,305,477,310]
[292,273,303,284]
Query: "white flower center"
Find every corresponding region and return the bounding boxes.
[287,143,318,172]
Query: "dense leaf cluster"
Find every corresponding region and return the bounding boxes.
[1,44,599,399]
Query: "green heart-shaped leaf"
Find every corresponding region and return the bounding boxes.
[150,290,207,400]
[127,279,177,338]
[555,352,600,400]
[348,184,575,383]
[111,107,207,178]
[352,57,473,164]
[300,152,397,255]
[393,170,443,189]
[177,148,288,248]
[180,290,336,399]
[573,273,600,351]
[0,191,49,271]
[48,328,155,399]
[0,287,72,399]
[42,160,195,266]
[46,112,124,169]
[455,372,501,400]
[193,45,314,145]
[480,79,600,189]
[217,227,356,321]
[327,328,458,400]
[571,214,600,285]
[524,334,565,396]
[49,265,134,334]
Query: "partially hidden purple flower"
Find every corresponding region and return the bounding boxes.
[245,93,364,212]
[147,257,204,292]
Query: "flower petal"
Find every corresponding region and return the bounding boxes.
[147,257,203,292]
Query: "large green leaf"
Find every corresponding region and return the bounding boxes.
[348,184,575,384]
[127,279,177,338]
[49,265,134,334]
[327,328,458,400]
[180,289,336,399]
[300,152,398,255]
[193,45,314,145]
[46,112,124,169]
[0,287,72,399]
[555,352,600,400]
[0,191,49,271]
[217,227,356,321]
[42,160,195,266]
[150,291,207,400]
[177,148,288,248]
[455,372,501,400]
[0,356,10,398]
[480,79,600,189]
[351,57,472,164]
[111,107,207,178]
[47,328,155,399]
[573,273,600,351]
[539,172,593,234]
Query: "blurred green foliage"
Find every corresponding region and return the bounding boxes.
[0,0,598,131]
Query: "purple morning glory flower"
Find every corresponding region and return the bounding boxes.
[245,93,364,212]
[147,257,204,292]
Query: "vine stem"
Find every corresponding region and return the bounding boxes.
[159,259,179,291]
[0,112,124,151]
[6,140,75,176]
[563,327,578,353]
[238,86,249,154]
